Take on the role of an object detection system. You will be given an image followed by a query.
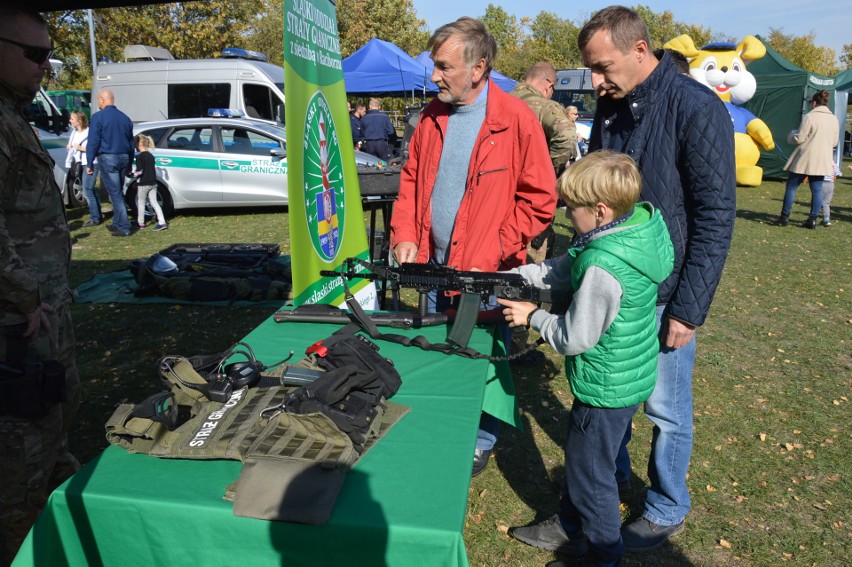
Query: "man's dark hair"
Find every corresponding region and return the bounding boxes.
[428,17,496,77]
[0,6,46,35]
[578,6,651,54]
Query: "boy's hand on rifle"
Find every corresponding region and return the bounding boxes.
[497,298,537,328]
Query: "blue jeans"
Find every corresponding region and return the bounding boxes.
[82,162,102,223]
[98,153,130,234]
[559,400,639,564]
[617,304,696,526]
[782,172,824,218]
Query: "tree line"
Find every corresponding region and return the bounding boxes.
[44,1,851,91]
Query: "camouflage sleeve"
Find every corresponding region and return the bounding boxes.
[0,137,41,316]
[543,104,577,173]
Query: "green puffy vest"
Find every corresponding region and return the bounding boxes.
[566,205,674,408]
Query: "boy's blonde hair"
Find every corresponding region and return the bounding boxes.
[557,150,641,217]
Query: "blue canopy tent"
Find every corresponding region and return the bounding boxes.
[414,51,518,92]
[343,39,436,97]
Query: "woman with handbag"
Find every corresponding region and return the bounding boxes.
[66,111,103,226]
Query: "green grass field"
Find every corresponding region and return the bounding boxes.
[65,170,850,566]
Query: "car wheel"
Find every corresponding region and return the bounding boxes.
[64,171,83,208]
[125,181,174,220]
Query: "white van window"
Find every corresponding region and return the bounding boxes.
[168,84,231,119]
[221,127,281,156]
[243,84,279,121]
[165,127,214,152]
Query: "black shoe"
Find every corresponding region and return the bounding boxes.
[472,448,491,478]
[771,214,789,226]
[801,217,817,229]
[106,224,119,233]
[111,230,130,237]
[82,220,101,227]
[622,517,684,552]
[509,515,588,556]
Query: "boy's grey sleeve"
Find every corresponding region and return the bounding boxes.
[530,266,622,356]
[516,255,573,290]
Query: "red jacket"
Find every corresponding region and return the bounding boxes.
[390,82,556,271]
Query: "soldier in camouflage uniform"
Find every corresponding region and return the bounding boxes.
[511,61,575,264]
[0,7,80,564]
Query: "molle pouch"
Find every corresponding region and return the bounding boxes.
[0,359,66,420]
[305,333,402,399]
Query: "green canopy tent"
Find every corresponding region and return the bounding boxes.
[745,36,850,179]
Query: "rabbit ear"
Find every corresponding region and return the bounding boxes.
[663,35,699,58]
[737,36,767,62]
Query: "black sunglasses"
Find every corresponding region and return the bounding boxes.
[0,37,53,64]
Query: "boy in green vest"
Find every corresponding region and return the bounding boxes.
[501,150,674,567]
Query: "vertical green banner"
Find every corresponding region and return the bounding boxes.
[284,0,377,308]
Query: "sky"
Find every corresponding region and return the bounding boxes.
[411,0,849,62]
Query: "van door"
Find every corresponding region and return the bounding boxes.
[218,125,287,205]
[156,126,222,204]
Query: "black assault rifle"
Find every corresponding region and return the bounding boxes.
[320,258,555,306]
[308,258,561,354]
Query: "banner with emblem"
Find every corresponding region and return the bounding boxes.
[284,0,377,308]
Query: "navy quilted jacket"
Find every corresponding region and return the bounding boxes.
[590,53,736,327]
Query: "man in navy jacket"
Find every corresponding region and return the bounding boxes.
[87,89,134,236]
[585,7,736,552]
[508,6,736,559]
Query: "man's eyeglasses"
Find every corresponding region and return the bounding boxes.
[0,37,53,64]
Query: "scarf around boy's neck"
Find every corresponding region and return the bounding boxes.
[570,207,634,249]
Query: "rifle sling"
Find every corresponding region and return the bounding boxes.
[340,281,488,360]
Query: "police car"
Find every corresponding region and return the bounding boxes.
[127,110,384,218]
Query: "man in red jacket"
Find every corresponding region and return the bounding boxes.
[390,17,556,477]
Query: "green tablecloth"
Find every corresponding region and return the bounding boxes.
[12,315,517,567]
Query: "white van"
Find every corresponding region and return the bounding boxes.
[91,46,285,125]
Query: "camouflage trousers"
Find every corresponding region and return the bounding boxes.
[0,303,79,565]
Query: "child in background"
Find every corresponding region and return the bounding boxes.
[133,134,168,231]
[821,160,841,226]
[504,150,674,567]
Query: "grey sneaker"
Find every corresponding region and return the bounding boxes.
[509,515,588,556]
[151,223,168,231]
[821,218,831,227]
[622,517,684,552]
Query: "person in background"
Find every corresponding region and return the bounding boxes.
[772,89,839,229]
[820,159,841,227]
[507,150,674,567]
[512,62,576,178]
[654,48,690,75]
[511,61,573,266]
[131,134,167,232]
[86,88,134,237]
[565,105,584,160]
[348,101,365,150]
[66,110,102,226]
[390,17,556,478]
[360,98,396,161]
[0,7,81,563]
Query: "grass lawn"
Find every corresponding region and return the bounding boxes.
[65,169,850,566]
